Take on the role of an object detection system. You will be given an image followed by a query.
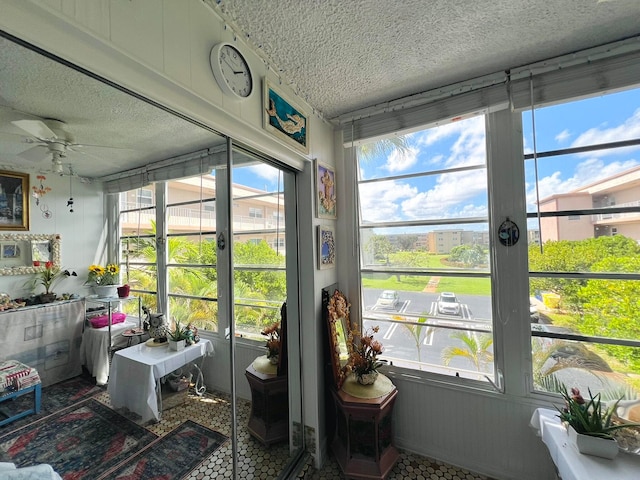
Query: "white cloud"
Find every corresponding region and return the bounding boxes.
[401,170,488,219]
[412,116,486,168]
[246,164,280,185]
[571,108,640,157]
[555,129,571,143]
[382,147,419,173]
[359,181,417,222]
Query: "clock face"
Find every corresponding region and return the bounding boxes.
[210,43,253,99]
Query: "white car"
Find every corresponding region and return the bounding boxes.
[437,292,461,316]
[375,290,399,309]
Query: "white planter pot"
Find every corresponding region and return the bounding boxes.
[93,285,118,298]
[356,371,379,385]
[169,339,185,351]
[567,425,619,459]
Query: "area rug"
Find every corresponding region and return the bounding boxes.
[0,398,157,479]
[102,420,228,480]
[0,374,103,432]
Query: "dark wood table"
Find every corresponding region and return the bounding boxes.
[245,363,288,445]
[330,382,399,479]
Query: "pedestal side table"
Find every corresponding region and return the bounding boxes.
[331,373,399,480]
[245,357,289,445]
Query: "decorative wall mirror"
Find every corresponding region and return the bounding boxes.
[323,287,353,389]
[0,233,61,275]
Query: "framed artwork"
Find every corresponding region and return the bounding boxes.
[263,79,309,155]
[315,160,336,219]
[0,171,29,231]
[317,225,336,270]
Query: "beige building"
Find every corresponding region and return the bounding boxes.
[539,165,640,243]
[120,177,286,252]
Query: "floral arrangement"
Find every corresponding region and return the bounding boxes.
[87,263,120,286]
[32,261,76,294]
[347,325,385,377]
[557,386,640,439]
[261,322,281,359]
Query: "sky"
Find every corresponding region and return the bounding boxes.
[357,86,640,231]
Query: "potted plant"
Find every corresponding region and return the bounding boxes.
[347,325,385,385]
[557,386,640,459]
[86,263,120,297]
[27,261,76,303]
[261,322,281,364]
[168,320,188,351]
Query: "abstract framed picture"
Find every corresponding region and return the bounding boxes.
[317,225,336,270]
[0,170,29,231]
[315,160,336,219]
[263,79,309,155]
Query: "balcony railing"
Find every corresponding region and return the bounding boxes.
[591,200,640,223]
[120,204,284,232]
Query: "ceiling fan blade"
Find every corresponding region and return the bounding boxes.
[18,145,49,163]
[11,119,57,141]
[0,132,43,155]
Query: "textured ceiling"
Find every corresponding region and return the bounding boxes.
[0,36,222,180]
[1,1,640,179]
[210,0,640,120]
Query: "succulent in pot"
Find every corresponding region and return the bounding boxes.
[557,386,640,439]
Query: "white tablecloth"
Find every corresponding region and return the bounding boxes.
[107,339,213,423]
[79,320,138,385]
[0,462,62,480]
[530,408,640,480]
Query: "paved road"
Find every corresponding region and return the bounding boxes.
[361,288,494,376]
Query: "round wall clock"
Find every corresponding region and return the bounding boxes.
[209,42,253,100]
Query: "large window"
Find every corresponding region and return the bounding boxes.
[357,115,494,382]
[523,86,640,399]
[119,185,158,312]
[119,156,291,342]
[232,155,287,340]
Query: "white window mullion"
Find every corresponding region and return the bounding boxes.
[485,109,530,397]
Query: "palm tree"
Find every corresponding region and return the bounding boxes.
[395,314,430,367]
[357,136,411,162]
[441,331,494,372]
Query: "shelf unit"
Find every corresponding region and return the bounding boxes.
[84,295,142,356]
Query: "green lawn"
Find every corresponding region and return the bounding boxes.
[362,274,491,295]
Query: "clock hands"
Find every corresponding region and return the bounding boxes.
[222,55,245,75]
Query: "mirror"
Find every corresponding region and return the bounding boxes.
[323,287,353,389]
[0,233,60,275]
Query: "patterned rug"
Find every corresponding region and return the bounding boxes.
[102,420,228,479]
[0,374,103,432]
[0,398,157,479]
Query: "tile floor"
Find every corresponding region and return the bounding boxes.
[96,388,494,480]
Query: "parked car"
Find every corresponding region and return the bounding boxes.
[437,292,461,316]
[375,290,399,309]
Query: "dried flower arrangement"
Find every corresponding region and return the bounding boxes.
[261,322,281,360]
[347,325,385,380]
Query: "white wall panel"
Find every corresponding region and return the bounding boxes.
[390,374,558,480]
[204,336,264,401]
[110,0,164,72]
[163,0,192,88]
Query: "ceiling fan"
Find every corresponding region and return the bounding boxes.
[10,118,85,173]
[0,107,134,175]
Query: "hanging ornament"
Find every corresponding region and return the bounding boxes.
[67,171,74,213]
[31,175,51,206]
